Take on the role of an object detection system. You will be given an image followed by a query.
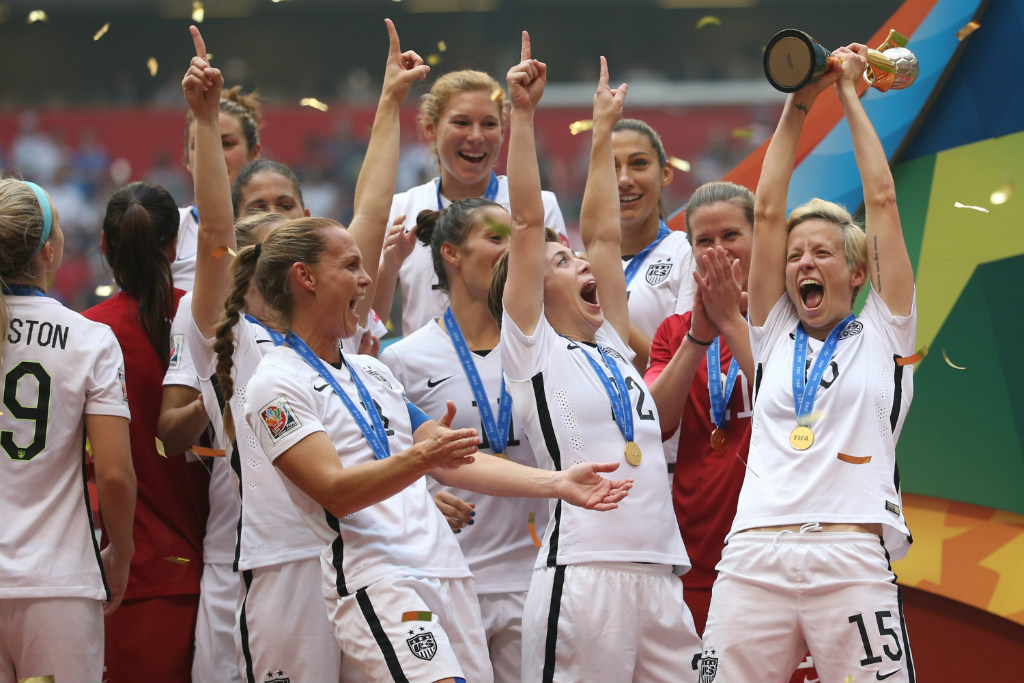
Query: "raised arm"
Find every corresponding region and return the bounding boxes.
[748,63,840,326]
[503,31,548,335]
[349,19,429,325]
[580,56,630,342]
[183,26,236,338]
[834,44,913,316]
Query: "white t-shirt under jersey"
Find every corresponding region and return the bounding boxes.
[1,294,130,600]
[732,288,916,560]
[623,229,697,341]
[389,176,567,335]
[499,310,689,571]
[170,206,199,292]
[244,346,470,597]
[381,320,548,594]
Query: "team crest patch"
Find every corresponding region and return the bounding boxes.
[168,333,184,370]
[264,670,290,683]
[699,649,719,683]
[407,631,437,661]
[118,368,129,405]
[259,397,301,443]
[839,320,863,339]
[645,261,673,285]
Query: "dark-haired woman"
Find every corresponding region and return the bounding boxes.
[380,200,549,682]
[0,178,136,683]
[84,181,210,683]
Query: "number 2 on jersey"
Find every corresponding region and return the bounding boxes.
[1,361,52,461]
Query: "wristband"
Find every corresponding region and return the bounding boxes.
[686,331,713,347]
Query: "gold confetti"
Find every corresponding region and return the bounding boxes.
[956,20,980,41]
[212,245,237,259]
[437,40,447,52]
[93,22,110,41]
[490,87,503,101]
[483,215,510,237]
[696,16,721,30]
[990,183,1012,205]
[191,1,204,23]
[731,128,753,139]
[94,284,114,297]
[147,57,158,77]
[954,201,989,213]
[941,348,966,370]
[271,0,290,3]
[427,54,442,66]
[669,156,691,172]
[18,676,55,683]
[896,346,928,366]
[569,119,594,135]
[164,556,191,564]
[528,512,541,548]
[300,97,329,112]
[154,437,167,458]
[191,445,227,457]
[844,677,854,683]
[27,10,48,24]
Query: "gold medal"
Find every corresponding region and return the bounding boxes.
[789,425,814,450]
[491,452,508,459]
[624,441,643,466]
[710,427,729,452]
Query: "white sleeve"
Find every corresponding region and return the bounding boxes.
[163,296,200,390]
[499,308,554,382]
[862,286,917,356]
[672,245,697,317]
[749,293,798,365]
[245,362,325,463]
[541,191,568,239]
[84,327,131,419]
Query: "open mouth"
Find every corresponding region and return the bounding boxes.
[619,193,642,205]
[799,279,824,310]
[581,280,599,305]
[458,151,487,163]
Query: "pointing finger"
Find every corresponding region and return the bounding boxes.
[385,18,400,57]
[599,55,609,91]
[521,30,531,62]
[190,25,207,61]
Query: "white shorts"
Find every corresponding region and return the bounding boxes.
[237,559,341,683]
[478,591,526,683]
[702,531,915,683]
[192,562,242,683]
[329,575,492,683]
[0,597,102,683]
[523,563,701,683]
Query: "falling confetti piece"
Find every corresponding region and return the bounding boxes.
[300,97,329,112]
[17,676,55,683]
[212,245,237,258]
[483,215,511,237]
[437,40,447,52]
[731,128,753,139]
[147,57,158,77]
[94,284,114,297]
[956,20,980,41]
[569,119,594,135]
[191,445,226,457]
[696,16,721,30]
[427,54,442,66]
[271,0,290,3]
[191,1,204,23]
[668,156,691,172]
[490,87,503,101]
[154,437,167,458]
[93,22,110,41]
[896,346,928,366]
[844,676,855,683]
[953,201,989,213]
[941,348,966,370]
[990,184,1012,205]
[27,10,48,23]
[528,512,541,548]
[164,556,191,564]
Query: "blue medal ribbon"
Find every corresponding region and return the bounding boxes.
[244,314,284,346]
[1,284,47,297]
[190,204,199,223]
[707,336,739,430]
[284,331,391,460]
[566,337,634,444]
[435,172,500,210]
[623,220,671,287]
[443,308,513,455]
[792,314,855,425]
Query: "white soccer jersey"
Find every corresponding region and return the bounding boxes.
[171,205,199,292]
[499,310,689,570]
[732,288,916,559]
[381,320,548,594]
[186,313,324,571]
[624,230,697,341]
[389,176,568,335]
[245,346,471,596]
[0,294,130,600]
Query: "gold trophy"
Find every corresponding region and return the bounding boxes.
[763,28,919,93]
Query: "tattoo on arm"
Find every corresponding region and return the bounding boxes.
[873,236,881,292]
[795,103,809,114]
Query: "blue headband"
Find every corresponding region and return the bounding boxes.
[22,181,53,254]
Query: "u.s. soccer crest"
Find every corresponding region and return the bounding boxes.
[258,396,301,443]
[264,670,290,683]
[699,649,719,683]
[407,632,437,661]
[645,261,673,285]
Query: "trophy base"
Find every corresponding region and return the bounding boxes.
[764,29,830,93]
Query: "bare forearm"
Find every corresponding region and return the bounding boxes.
[717,315,755,382]
[434,455,558,499]
[157,401,209,455]
[648,340,704,433]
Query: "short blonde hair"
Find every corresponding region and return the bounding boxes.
[787,198,867,273]
[418,70,506,157]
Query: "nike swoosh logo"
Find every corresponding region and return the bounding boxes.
[876,670,900,681]
[426,376,453,388]
[314,383,329,392]
[804,677,820,683]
